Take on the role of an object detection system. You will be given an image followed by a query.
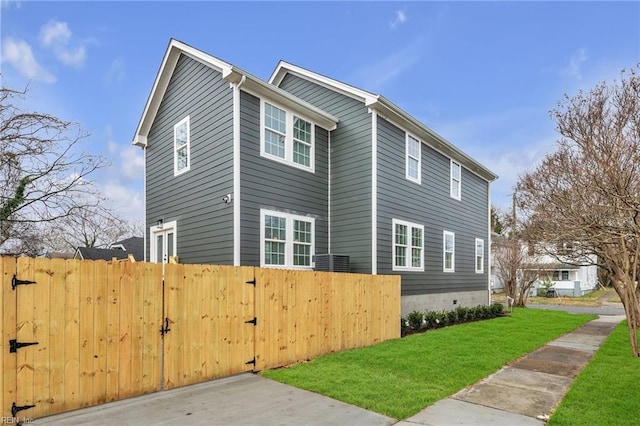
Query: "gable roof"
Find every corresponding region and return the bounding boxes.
[132,39,339,147]
[74,247,130,261]
[111,236,144,260]
[269,61,498,183]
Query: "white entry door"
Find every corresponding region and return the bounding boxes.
[150,220,176,263]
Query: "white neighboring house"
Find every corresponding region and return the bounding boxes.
[529,253,598,296]
[490,234,598,296]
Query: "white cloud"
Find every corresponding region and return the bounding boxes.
[562,48,588,80]
[39,20,87,67]
[390,9,407,30]
[1,37,56,83]
[105,126,144,181]
[0,0,21,9]
[105,58,126,84]
[352,37,424,91]
[100,181,143,223]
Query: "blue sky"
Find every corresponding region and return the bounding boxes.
[2,1,639,223]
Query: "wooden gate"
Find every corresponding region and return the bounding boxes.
[5,258,164,420]
[162,264,255,389]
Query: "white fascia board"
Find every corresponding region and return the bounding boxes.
[269,61,378,105]
[132,39,233,147]
[227,67,338,131]
[367,98,498,183]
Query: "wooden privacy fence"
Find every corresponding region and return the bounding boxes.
[0,257,400,420]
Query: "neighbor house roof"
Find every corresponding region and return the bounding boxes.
[132,39,339,148]
[74,236,144,261]
[269,61,498,183]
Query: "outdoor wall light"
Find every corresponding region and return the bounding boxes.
[157,218,164,229]
[222,194,232,204]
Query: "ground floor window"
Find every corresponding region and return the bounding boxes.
[392,219,424,271]
[475,238,484,273]
[260,209,314,268]
[443,230,455,272]
[553,270,571,281]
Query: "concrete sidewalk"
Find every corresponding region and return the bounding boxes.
[397,315,624,425]
[35,315,623,426]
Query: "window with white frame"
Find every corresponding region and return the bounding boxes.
[261,209,314,268]
[393,219,424,271]
[261,100,315,172]
[443,230,455,272]
[406,134,421,183]
[450,160,461,200]
[475,238,484,273]
[174,116,190,175]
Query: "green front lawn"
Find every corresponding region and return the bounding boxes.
[262,309,596,419]
[549,321,640,426]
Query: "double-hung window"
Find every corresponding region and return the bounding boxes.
[406,135,421,183]
[261,209,315,268]
[443,230,455,272]
[475,238,484,273]
[174,116,190,175]
[261,101,315,172]
[393,219,424,271]
[450,160,461,200]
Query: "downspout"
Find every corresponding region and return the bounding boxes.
[487,186,492,305]
[143,145,147,262]
[232,75,247,266]
[371,109,378,275]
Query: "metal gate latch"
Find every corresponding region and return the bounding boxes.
[160,317,171,335]
[9,339,38,353]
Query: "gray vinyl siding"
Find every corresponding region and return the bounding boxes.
[146,54,234,264]
[376,117,489,296]
[238,90,328,265]
[278,74,373,273]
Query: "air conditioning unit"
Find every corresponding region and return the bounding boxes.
[314,254,350,272]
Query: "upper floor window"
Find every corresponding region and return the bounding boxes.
[406,134,421,184]
[393,219,424,271]
[174,116,190,176]
[261,101,315,172]
[261,209,315,268]
[475,238,484,273]
[450,160,461,200]
[443,230,455,272]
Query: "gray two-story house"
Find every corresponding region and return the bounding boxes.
[133,39,497,314]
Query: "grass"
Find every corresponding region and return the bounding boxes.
[549,321,640,426]
[492,290,611,307]
[262,309,596,419]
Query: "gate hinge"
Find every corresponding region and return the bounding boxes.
[12,402,35,417]
[245,317,257,326]
[11,275,36,291]
[160,317,171,336]
[9,339,38,353]
[246,278,256,286]
[245,357,256,366]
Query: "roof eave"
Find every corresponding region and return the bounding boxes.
[367,97,498,183]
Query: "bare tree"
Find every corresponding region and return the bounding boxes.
[44,204,142,252]
[0,85,108,255]
[492,236,540,307]
[516,65,640,356]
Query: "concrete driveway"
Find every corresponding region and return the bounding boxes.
[35,373,395,426]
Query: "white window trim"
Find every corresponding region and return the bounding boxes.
[173,116,191,176]
[405,134,421,184]
[260,99,315,173]
[260,209,315,269]
[450,160,461,200]
[475,238,485,273]
[392,219,424,272]
[149,220,177,264]
[443,230,455,273]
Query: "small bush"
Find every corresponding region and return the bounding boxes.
[407,310,424,330]
[491,302,504,316]
[447,309,459,324]
[455,306,469,322]
[401,317,409,335]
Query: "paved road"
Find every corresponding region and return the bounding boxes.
[526,303,624,316]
